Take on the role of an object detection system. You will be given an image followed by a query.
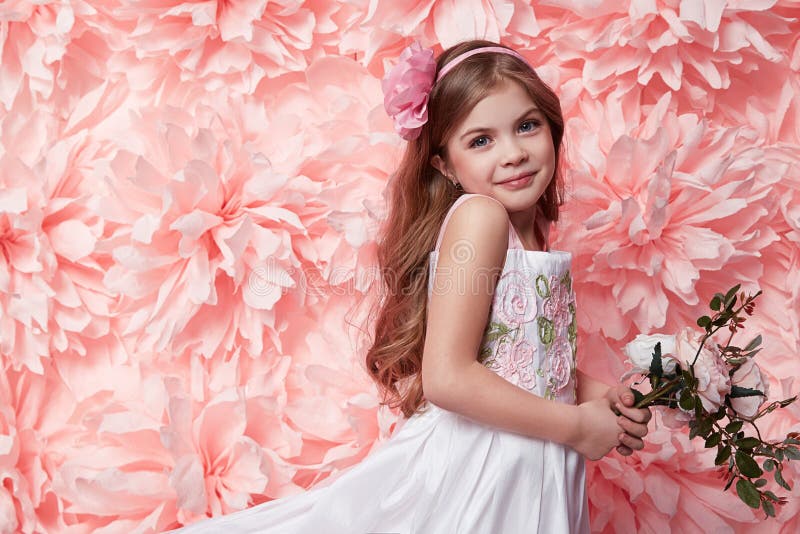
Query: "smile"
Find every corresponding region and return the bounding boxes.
[498,172,534,189]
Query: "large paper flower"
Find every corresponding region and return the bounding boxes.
[557,92,781,336]
[0,0,108,108]
[0,93,116,374]
[107,0,316,94]
[545,0,792,112]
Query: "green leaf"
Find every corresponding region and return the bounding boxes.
[762,499,776,518]
[729,386,765,399]
[715,445,732,465]
[712,316,729,327]
[725,284,741,308]
[699,417,714,438]
[785,438,800,446]
[744,335,762,352]
[742,348,762,359]
[681,369,695,388]
[710,295,721,311]
[755,478,768,488]
[774,468,791,491]
[786,447,800,460]
[679,390,695,411]
[697,315,712,329]
[763,459,776,472]
[736,478,761,509]
[649,342,663,377]
[725,421,744,434]
[705,433,722,448]
[735,451,763,478]
[735,437,761,450]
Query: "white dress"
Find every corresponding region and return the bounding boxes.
[173,193,590,534]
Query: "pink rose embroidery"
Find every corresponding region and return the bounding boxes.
[496,271,537,326]
[495,339,537,391]
[543,275,571,332]
[546,337,573,395]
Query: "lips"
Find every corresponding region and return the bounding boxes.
[499,171,535,184]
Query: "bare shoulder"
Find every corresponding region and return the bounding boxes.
[437,194,510,264]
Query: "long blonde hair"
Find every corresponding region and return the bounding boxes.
[364,39,566,418]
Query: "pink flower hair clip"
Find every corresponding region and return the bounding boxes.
[381,41,437,141]
[381,41,535,141]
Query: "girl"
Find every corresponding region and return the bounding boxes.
[175,39,652,534]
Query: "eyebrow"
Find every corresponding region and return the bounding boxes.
[459,106,543,141]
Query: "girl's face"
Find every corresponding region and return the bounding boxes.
[431,79,555,211]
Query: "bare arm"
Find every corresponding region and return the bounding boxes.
[428,359,583,446]
[421,196,621,459]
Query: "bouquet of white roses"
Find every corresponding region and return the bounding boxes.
[622,284,799,518]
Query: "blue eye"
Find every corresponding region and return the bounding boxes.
[519,119,540,132]
[470,136,489,148]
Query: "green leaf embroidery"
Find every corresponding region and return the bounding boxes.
[560,270,572,293]
[535,274,550,298]
[537,317,554,347]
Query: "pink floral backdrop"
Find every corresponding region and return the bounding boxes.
[1,1,799,532]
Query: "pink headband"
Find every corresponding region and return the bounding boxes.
[381,42,534,140]
[435,46,533,83]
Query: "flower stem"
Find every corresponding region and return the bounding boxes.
[634,376,682,409]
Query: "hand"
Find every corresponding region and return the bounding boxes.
[572,398,625,461]
[605,385,652,456]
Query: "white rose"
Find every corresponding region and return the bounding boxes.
[730,359,769,418]
[623,333,678,375]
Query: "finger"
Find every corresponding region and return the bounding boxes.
[615,404,651,424]
[617,387,635,407]
[616,444,632,456]
[617,417,648,438]
[619,432,645,451]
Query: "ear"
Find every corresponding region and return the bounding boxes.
[430,153,448,177]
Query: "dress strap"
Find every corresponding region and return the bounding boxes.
[434,194,511,252]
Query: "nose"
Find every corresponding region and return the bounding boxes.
[500,137,528,167]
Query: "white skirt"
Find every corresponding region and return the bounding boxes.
[172,401,590,534]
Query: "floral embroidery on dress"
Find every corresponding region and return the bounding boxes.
[478,270,540,390]
[476,262,578,402]
[479,323,538,391]
[495,270,537,326]
[540,271,578,399]
[544,274,571,333]
[497,339,537,390]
